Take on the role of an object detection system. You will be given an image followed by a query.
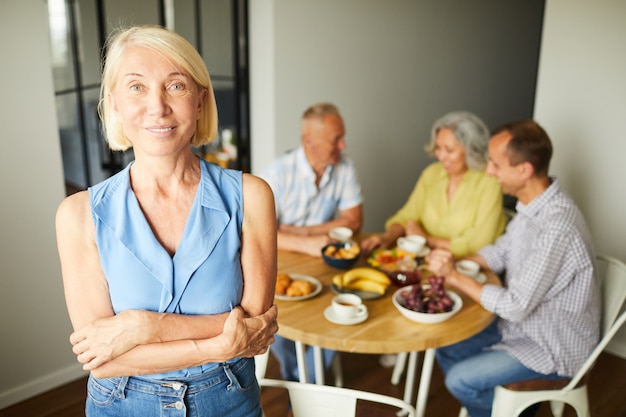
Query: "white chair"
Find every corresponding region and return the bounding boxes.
[485,254,626,417]
[255,346,343,386]
[258,377,417,417]
[255,349,271,380]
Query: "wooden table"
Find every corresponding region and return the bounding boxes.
[274,238,499,417]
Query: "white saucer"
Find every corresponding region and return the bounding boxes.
[324,306,368,325]
[474,272,487,284]
[393,245,430,258]
[414,246,431,258]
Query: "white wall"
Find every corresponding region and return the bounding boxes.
[249,0,276,175]
[250,0,544,233]
[534,0,626,358]
[0,1,86,409]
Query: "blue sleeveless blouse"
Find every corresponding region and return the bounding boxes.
[89,158,244,377]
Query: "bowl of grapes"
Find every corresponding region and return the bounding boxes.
[392,275,462,324]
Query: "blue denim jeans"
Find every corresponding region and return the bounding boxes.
[270,335,336,382]
[436,320,567,417]
[86,357,262,417]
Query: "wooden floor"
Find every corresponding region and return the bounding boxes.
[2,351,625,417]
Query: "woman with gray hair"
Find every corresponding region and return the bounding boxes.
[362,111,505,258]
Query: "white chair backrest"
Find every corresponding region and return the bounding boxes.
[254,350,270,381]
[565,254,626,389]
[597,254,626,336]
[258,378,416,417]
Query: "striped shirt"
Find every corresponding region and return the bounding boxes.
[479,178,600,377]
[258,146,362,226]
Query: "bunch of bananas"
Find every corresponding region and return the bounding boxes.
[332,267,391,295]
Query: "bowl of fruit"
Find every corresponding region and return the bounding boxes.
[392,276,462,324]
[322,241,361,269]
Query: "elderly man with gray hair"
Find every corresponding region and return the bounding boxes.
[259,102,363,258]
[259,102,363,386]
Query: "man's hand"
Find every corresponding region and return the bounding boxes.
[426,249,456,279]
[302,235,332,257]
[427,250,487,303]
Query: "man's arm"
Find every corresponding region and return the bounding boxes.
[279,204,362,237]
[277,204,362,256]
[426,249,488,304]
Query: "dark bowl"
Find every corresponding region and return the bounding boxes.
[321,241,361,269]
[379,267,422,287]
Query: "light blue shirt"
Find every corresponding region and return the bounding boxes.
[259,146,362,226]
[90,158,244,377]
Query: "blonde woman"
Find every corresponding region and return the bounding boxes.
[56,25,277,416]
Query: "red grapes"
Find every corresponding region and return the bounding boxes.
[399,275,454,314]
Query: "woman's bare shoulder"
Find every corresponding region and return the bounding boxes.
[242,173,273,198]
[56,190,91,229]
[241,173,276,224]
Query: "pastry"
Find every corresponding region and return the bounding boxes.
[275,273,292,295]
[286,279,314,297]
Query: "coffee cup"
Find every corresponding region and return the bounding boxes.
[329,226,353,242]
[331,293,366,319]
[397,235,426,254]
[456,260,480,278]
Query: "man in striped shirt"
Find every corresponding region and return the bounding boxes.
[427,120,600,417]
[259,102,363,257]
[259,103,363,385]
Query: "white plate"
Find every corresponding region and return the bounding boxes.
[474,272,487,284]
[275,274,323,301]
[324,306,368,325]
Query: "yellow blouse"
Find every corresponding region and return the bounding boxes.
[385,162,505,257]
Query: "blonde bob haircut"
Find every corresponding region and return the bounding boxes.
[98,25,218,151]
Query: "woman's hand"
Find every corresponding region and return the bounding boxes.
[75,305,279,372]
[70,310,154,370]
[361,223,408,255]
[361,233,397,255]
[216,305,279,360]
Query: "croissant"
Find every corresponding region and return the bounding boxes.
[286,279,314,297]
[275,273,292,295]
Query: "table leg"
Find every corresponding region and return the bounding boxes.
[392,352,409,385]
[312,345,325,385]
[415,348,436,417]
[402,351,419,404]
[395,351,418,417]
[294,341,308,383]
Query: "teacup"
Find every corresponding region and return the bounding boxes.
[397,235,426,254]
[329,227,353,242]
[331,293,367,319]
[456,260,480,278]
